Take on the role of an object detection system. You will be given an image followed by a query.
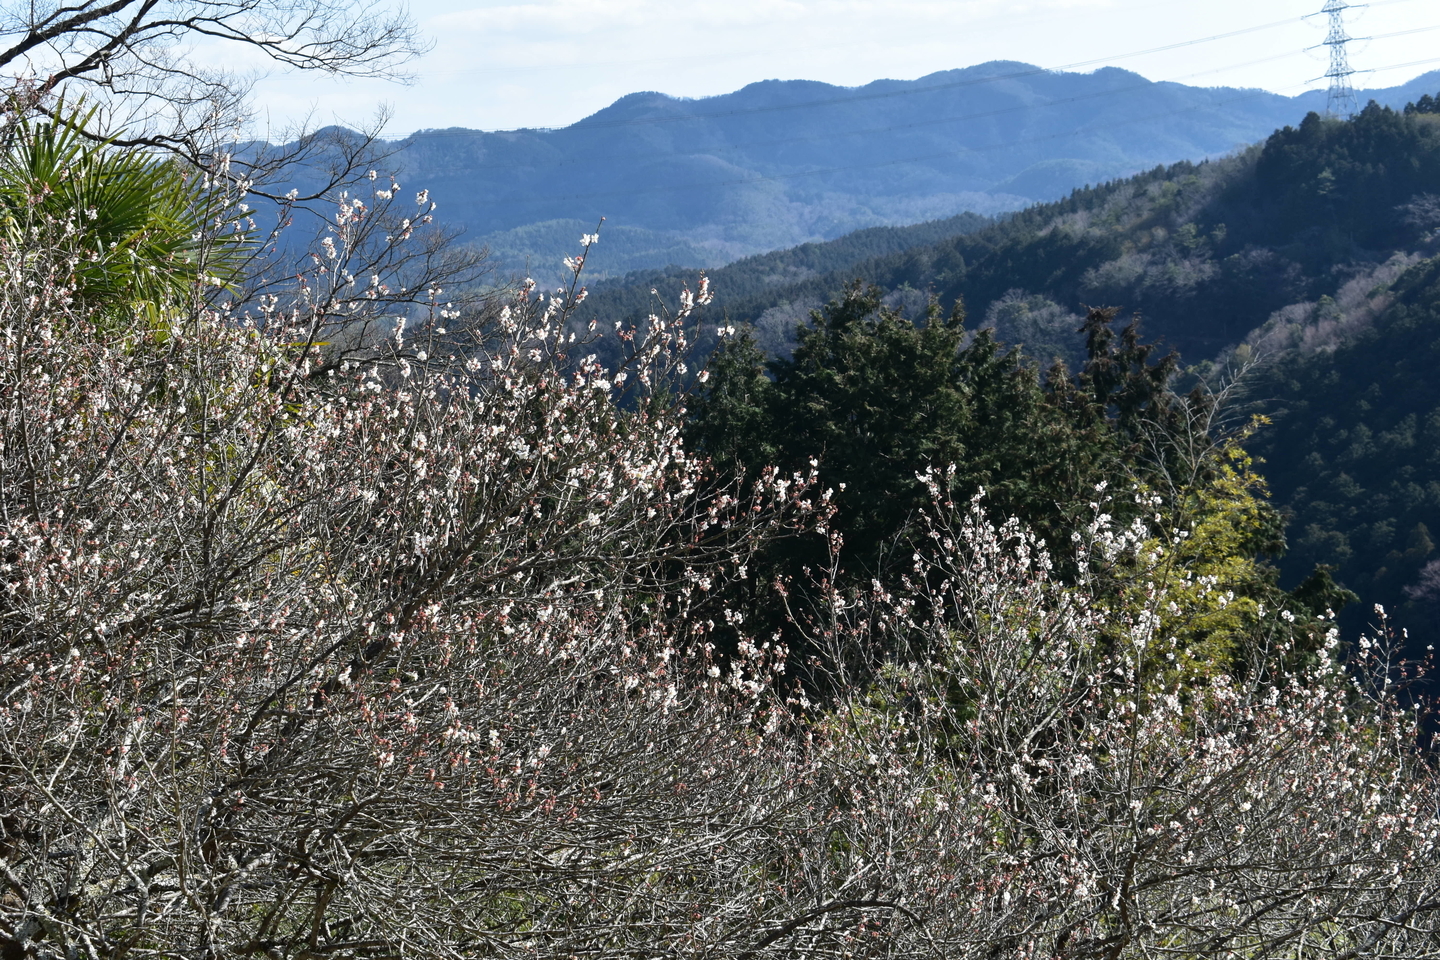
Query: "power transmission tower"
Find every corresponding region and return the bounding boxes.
[1322,0,1360,118]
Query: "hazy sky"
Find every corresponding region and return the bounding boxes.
[238,0,1440,137]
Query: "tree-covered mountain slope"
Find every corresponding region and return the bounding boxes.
[590,92,1440,370]
[638,91,1440,653]
[1250,252,1440,651]
[578,210,990,342]
[386,65,1440,277]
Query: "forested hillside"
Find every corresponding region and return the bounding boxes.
[655,93,1440,657]
[1251,252,1440,650]
[7,4,1440,952]
[685,284,1356,685]
[596,94,1440,361]
[384,66,1440,277]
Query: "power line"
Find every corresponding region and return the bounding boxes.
[468,52,1440,214]
[1321,0,1362,117]
[373,0,1428,143]
[375,13,1335,143]
[408,49,1316,178]
[477,91,1289,210]
[418,0,1426,82]
[399,20,1440,179]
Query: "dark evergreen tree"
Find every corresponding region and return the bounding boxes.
[690,284,1120,575]
[689,287,1351,687]
[684,328,777,477]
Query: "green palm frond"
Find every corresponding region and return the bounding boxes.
[0,102,244,325]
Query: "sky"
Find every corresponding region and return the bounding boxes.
[236,0,1440,138]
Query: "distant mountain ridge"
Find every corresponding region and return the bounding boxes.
[382,63,1440,279]
[585,92,1440,658]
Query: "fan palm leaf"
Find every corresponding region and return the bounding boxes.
[0,104,243,325]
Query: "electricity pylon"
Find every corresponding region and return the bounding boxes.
[1322,0,1360,118]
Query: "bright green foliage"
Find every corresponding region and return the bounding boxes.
[0,108,238,325]
[1114,435,1352,685]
